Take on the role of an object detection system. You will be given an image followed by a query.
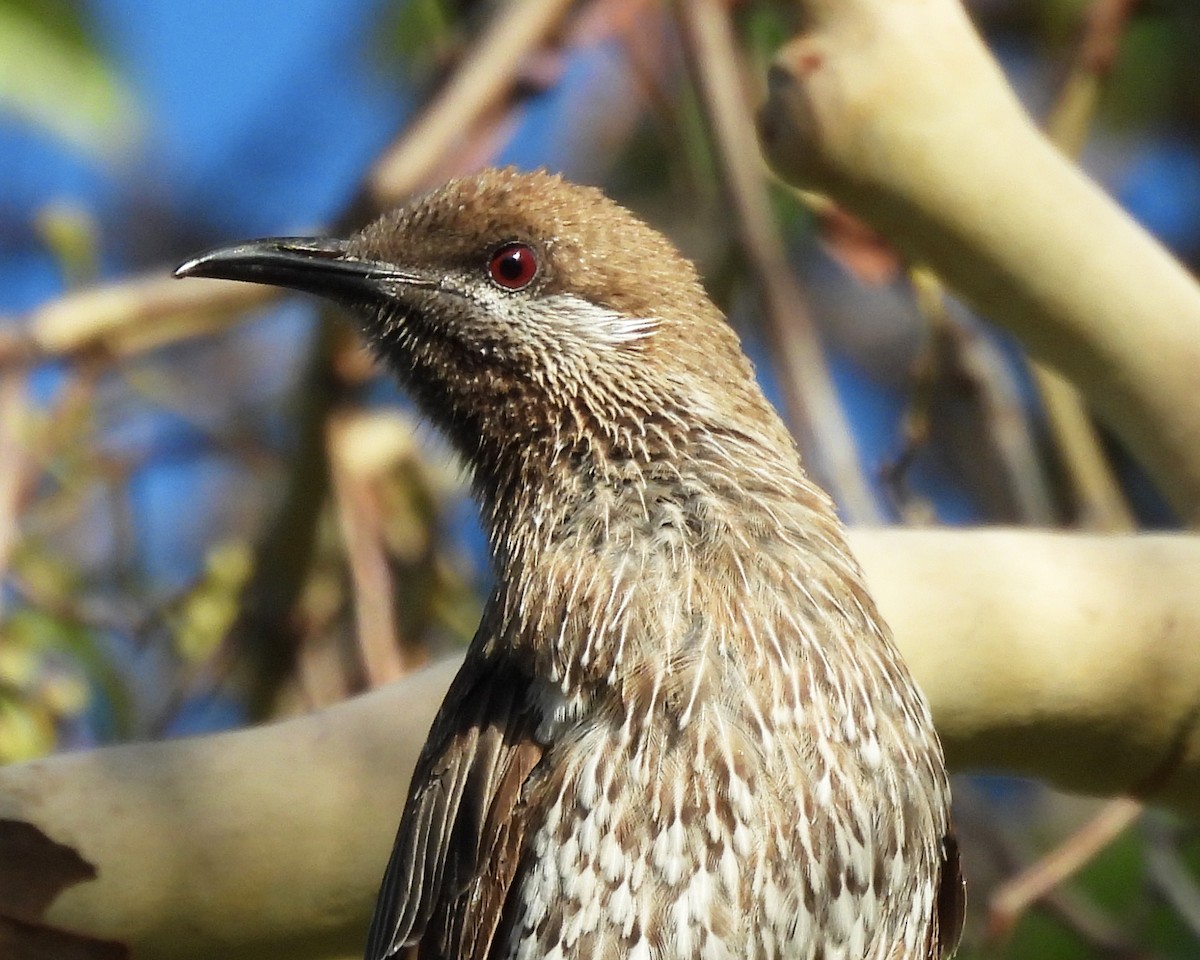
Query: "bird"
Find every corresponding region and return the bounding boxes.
[176,167,963,960]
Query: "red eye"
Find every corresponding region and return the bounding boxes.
[488,242,538,290]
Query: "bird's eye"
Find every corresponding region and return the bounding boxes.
[488,242,538,291]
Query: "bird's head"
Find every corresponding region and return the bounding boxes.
[176,168,780,494]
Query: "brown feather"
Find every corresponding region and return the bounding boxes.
[366,656,544,960]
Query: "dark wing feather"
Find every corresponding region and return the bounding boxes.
[428,719,543,960]
[930,830,966,959]
[364,656,544,960]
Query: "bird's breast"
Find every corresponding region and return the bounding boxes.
[505,681,946,960]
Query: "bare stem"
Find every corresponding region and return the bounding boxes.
[986,797,1143,945]
[1029,0,1141,532]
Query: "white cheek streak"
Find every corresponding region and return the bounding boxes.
[519,294,659,348]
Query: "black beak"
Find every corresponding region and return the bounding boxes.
[174,237,427,302]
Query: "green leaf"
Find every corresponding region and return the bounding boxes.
[4,608,132,741]
[0,1,141,157]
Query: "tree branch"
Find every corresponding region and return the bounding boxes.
[758,0,1200,524]
[0,657,462,960]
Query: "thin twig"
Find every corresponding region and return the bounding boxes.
[609,5,688,162]
[352,0,576,220]
[4,274,275,367]
[986,797,1143,946]
[673,0,881,523]
[952,783,1143,959]
[1142,814,1200,941]
[1032,365,1136,529]
[889,265,1057,524]
[0,374,32,620]
[293,583,355,711]
[883,267,947,523]
[1050,0,1144,157]
[328,412,411,688]
[1030,0,1142,532]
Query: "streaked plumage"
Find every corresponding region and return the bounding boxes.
[176,168,963,960]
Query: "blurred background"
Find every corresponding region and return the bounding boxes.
[2,0,1199,956]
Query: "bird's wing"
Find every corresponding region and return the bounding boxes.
[364,656,544,960]
[930,831,966,959]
